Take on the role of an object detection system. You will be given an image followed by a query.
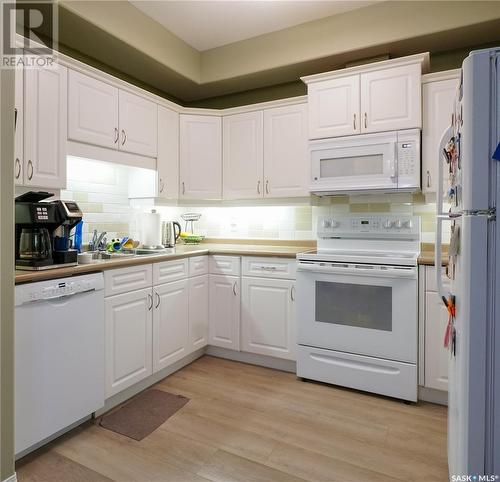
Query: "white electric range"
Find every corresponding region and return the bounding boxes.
[296,214,421,401]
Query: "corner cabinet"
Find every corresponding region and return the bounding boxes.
[180,114,222,200]
[422,71,460,194]
[303,54,427,139]
[22,64,67,189]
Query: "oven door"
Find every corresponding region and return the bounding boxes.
[310,132,398,192]
[296,262,417,363]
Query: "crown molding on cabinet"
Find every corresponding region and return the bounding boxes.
[422,69,461,84]
[301,52,430,84]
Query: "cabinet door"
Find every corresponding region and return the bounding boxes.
[180,115,222,200]
[422,77,459,193]
[264,103,308,198]
[24,65,67,189]
[241,277,295,360]
[119,90,158,158]
[424,291,449,391]
[360,64,421,133]
[14,66,24,186]
[307,75,359,139]
[153,279,189,372]
[105,288,153,397]
[157,105,179,199]
[68,70,119,150]
[189,275,209,352]
[223,111,263,199]
[208,274,240,350]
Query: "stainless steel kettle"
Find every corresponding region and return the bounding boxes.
[162,221,181,247]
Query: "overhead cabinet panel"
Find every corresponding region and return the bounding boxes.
[360,64,421,133]
[157,106,179,199]
[14,66,24,186]
[24,65,67,189]
[68,70,119,150]
[118,90,158,157]
[264,103,308,198]
[308,75,360,139]
[180,115,222,200]
[223,111,264,200]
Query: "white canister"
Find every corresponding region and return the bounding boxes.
[141,209,162,247]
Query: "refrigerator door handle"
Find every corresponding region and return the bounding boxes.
[435,125,454,301]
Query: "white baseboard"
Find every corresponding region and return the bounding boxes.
[205,346,297,373]
[418,386,448,405]
[3,473,17,482]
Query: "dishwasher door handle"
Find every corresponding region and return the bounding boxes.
[25,288,97,304]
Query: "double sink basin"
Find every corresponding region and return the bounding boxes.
[86,248,176,263]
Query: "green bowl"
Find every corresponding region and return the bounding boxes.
[182,235,205,244]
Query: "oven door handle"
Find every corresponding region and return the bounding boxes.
[296,263,417,279]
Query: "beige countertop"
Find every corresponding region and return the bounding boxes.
[15,242,313,284]
[418,243,449,266]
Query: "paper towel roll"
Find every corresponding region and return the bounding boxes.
[141,210,162,247]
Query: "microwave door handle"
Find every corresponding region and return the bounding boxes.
[390,143,397,179]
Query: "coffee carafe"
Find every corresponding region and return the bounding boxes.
[161,221,181,247]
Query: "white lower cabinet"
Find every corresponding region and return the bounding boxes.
[209,274,240,350]
[153,279,189,372]
[189,275,209,352]
[241,277,296,360]
[105,287,153,398]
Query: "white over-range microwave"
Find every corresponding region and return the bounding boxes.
[309,129,421,195]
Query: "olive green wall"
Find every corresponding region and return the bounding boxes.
[0,68,15,481]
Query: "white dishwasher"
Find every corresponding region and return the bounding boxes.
[15,273,105,456]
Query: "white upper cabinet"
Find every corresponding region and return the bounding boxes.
[360,64,421,133]
[157,105,179,199]
[118,90,158,157]
[24,65,67,189]
[223,111,264,200]
[14,67,24,186]
[264,103,308,198]
[422,73,460,194]
[303,54,427,139]
[307,75,360,139]
[68,70,119,150]
[180,115,222,200]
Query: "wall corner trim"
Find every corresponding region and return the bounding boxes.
[2,473,17,482]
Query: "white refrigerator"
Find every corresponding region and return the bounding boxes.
[435,47,500,477]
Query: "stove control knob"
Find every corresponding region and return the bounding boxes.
[383,220,394,229]
[322,219,332,229]
[331,219,339,228]
[395,219,403,229]
[402,219,412,229]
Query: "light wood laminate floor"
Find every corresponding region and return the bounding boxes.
[17,356,448,482]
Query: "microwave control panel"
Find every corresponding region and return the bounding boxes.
[317,215,420,239]
[396,129,421,189]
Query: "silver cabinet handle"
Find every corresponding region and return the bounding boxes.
[426,170,431,188]
[364,112,368,129]
[233,281,238,296]
[291,285,296,302]
[353,113,356,130]
[148,293,153,311]
[260,266,277,272]
[121,129,126,145]
[155,292,160,308]
[182,181,186,195]
[159,178,164,193]
[14,107,18,130]
[257,180,261,195]
[15,158,21,179]
[114,127,119,144]
[265,179,269,195]
[27,160,33,180]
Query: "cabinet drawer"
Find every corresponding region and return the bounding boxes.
[189,256,208,277]
[104,264,152,297]
[153,258,188,285]
[209,256,240,276]
[425,266,451,292]
[242,257,296,279]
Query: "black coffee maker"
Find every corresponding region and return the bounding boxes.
[15,191,83,270]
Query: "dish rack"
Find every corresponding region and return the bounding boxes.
[181,212,202,233]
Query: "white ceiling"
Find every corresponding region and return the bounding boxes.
[129,1,380,51]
